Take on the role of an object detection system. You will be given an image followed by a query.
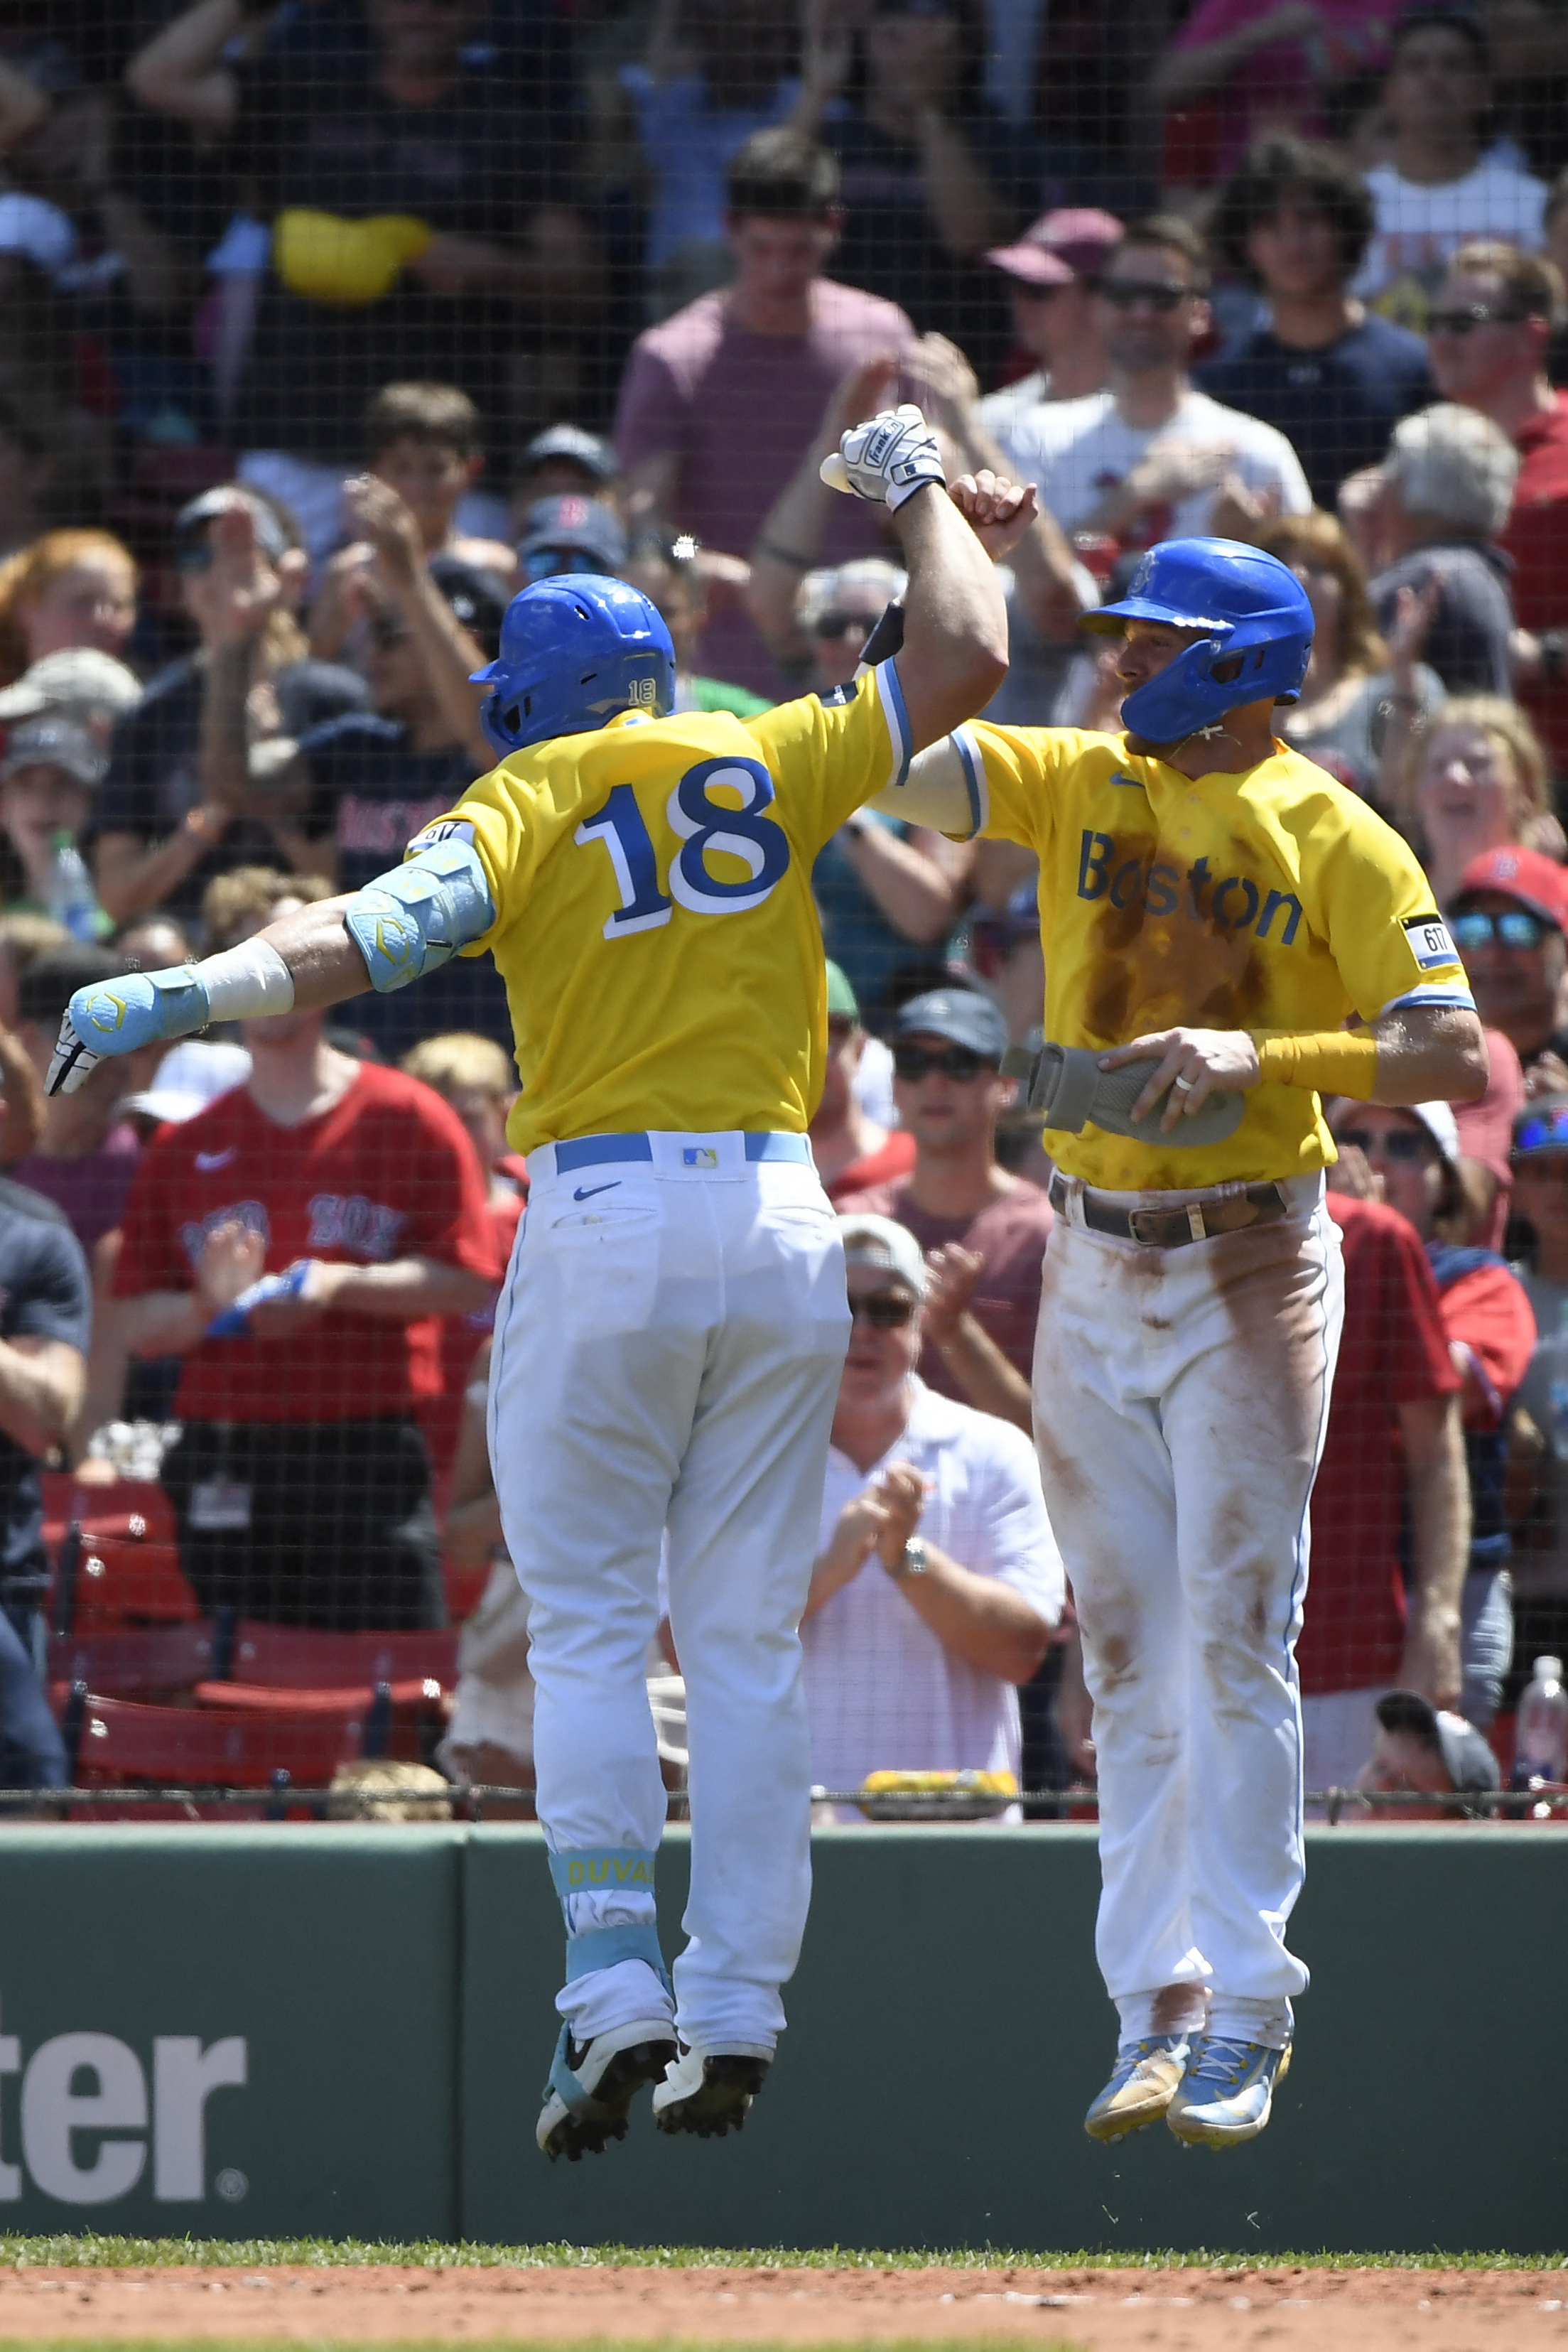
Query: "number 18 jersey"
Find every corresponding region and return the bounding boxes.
[418,664,911,1155]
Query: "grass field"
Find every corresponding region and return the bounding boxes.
[0,2242,1556,2270]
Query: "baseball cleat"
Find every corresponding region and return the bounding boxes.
[1083,2034,1189,2143]
[536,2017,677,2162]
[651,2043,770,2139]
[1166,2036,1292,2149]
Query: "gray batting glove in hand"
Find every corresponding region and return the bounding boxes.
[821,404,945,511]
[1003,1040,1244,1149]
[48,1011,102,1097]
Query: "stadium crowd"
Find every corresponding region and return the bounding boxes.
[0,0,1562,1818]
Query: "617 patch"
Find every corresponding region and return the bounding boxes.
[1403,915,1459,971]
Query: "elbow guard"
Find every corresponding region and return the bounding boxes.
[344,838,497,994]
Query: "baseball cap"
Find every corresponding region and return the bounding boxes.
[520,424,617,487]
[0,192,75,279]
[0,649,143,732]
[173,487,291,570]
[427,555,507,663]
[273,659,370,741]
[1452,846,1568,931]
[0,716,107,791]
[892,987,1008,1063]
[121,1040,252,1125]
[826,961,859,1020]
[838,1212,927,1299]
[1511,1094,1568,1158]
[1406,1100,1462,1164]
[985,207,1123,288]
[1375,1688,1500,1811]
[519,495,627,580]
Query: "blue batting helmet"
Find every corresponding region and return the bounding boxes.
[470,573,676,759]
[1080,538,1314,746]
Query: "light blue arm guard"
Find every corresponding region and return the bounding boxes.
[67,967,213,1059]
[343,838,497,993]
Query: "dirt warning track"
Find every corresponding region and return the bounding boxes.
[0,2263,1562,2349]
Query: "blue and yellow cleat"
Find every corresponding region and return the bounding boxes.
[1166,2036,1291,2148]
[1083,2034,1189,2143]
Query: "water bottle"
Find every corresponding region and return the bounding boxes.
[45,831,97,943]
[1512,1656,1568,1812]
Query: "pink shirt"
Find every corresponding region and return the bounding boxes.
[1171,0,1394,173]
[833,1175,1055,1403]
[614,276,916,695]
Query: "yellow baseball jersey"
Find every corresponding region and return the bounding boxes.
[955,721,1475,1191]
[414,663,912,1155]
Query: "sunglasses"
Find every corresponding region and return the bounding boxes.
[1427,303,1531,336]
[1334,1126,1433,1163]
[892,1043,996,1083]
[813,611,873,642]
[1450,907,1552,952]
[368,614,411,649]
[1099,280,1189,312]
[848,1290,919,1329]
[173,536,217,575]
[1513,1106,1568,1158]
[524,547,599,581]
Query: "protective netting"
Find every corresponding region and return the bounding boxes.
[0,0,1562,1818]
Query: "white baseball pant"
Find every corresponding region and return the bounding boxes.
[488,1130,850,2056]
[1034,1175,1343,2050]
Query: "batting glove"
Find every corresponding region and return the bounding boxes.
[820,404,945,512]
[47,1012,102,1098]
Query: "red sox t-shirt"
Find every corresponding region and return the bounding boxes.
[1301,1194,1460,1696]
[114,1064,499,1425]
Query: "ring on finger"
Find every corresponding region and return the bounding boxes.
[1172,1073,1197,1093]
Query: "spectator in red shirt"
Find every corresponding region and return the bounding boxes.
[108,868,497,1630]
[838,988,1051,1435]
[1427,241,1568,775]
[1303,1179,1467,1795]
[614,129,915,697]
[399,1031,526,1498]
[810,961,915,1204]
[1328,1096,1537,1727]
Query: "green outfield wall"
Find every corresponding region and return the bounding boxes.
[0,1823,1557,2253]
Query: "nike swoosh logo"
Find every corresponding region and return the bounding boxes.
[195,1149,238,1172]
[573,1180,620,1202]
[1111,773,1144,789]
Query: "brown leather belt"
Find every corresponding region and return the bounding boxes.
[1048,1173,1292,1250]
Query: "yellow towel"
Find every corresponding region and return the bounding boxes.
[274,210,433,306]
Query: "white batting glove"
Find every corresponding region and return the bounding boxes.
[48,1011,103,1097]
[820,404,945,512]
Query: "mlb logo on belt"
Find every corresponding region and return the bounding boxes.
[683,1147,718,1167]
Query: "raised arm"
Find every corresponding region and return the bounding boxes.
[47,839,496,1094]
[826,406,1009,749]
[125,0,247,131]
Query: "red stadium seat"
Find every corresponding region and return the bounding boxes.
[192,1678,443,1763]
[67,1691,384,1790]
[48,1480,198,1633]
[224,1621,459,1690]
[48,1622,219,1702]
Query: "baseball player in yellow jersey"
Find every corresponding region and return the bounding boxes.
[43,409,1020,2161]
[878,536,1486,2149]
